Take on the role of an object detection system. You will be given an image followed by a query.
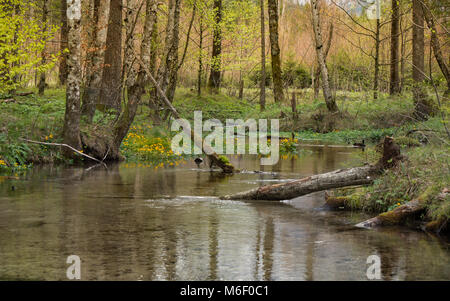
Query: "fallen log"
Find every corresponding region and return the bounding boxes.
[221,136,403,200]
[356,188,449,230]
[355,199,425,228]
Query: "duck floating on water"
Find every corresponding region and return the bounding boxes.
[353,139,366,148]
[194,157,203,168]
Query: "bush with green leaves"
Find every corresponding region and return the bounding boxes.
[0,0,59,94]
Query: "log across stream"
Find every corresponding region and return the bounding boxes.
[221,137,426,229]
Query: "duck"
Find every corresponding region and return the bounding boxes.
[194,157,203,168]
[353,139,366,148]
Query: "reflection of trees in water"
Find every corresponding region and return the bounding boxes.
[208,209,219,280]
[262,217,274,280]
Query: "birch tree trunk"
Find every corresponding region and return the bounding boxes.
[314,22,333,99]
[63,0,82,158]
[311,0,337,112]
[81,0,110,122]
[267,0,284,103]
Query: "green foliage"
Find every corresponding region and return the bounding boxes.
[0,133,32,173]
[0,0,59,93]
[282,59,311,89]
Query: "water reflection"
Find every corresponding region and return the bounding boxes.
[0,147,449,280]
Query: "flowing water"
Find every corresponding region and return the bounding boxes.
[0,144,449,280]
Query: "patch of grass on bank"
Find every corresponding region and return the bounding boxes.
[334,139,449,224]
[0,89,66,171]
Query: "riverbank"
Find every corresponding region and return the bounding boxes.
[1,88,448,232]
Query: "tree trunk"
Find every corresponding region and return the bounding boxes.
[267,0,284,103]
[81,0,110,122]
[374,18,380,100]
[198,12,204,96]
[314,22,333,99]
[421,0,450,96]
[207,0,222,93]
[355,199,425,228]
[260,0,266,110]
[59,0,68,86]
[63,0,82,158]
[412,0,432,120]
[111,0,158,158]
[389,0,400,95]
[38,0,48,95]
[100,0,123,112]
[221,137,402,200]
[311,0,337,112]
[153,0,181,123]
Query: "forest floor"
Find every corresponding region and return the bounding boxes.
[0,87,448,227]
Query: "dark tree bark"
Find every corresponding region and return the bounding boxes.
[100,0,123,112]
[260,0,266,110]
[389,0,400,95]
[38,0,49,95]
[311,0,337,112]
[207,0,222,93]
[197,12,204,96]
[63,0,82,158]
[59,0,68,85]
[421,0,450,97]
[81,0,110,122]
[412,0,432,120]
[374,18,380,100]
[267,0,284,103]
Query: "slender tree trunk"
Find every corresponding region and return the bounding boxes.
[389,0,400,95]
[155,0,181,108]
[260,0,266,110]
[314,22,333,99]
[412,0,431,120]
[100,0,123,112]
[311,0,337,112]
[421,0,450,96]
[399,9,407,93]
[59,0,68,85]
[198,12,204,96]
[166,0,181,104]
[207,0,222,93]
[374,18,380,100]
[81,0,110,122]
[38,0,48,95]
[267,0,284,103]
[63,0,82,158]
